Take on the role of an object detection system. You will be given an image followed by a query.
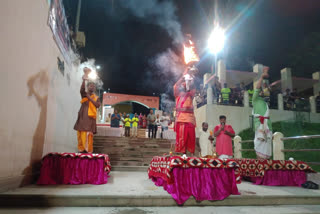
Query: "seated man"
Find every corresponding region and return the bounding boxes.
[214,115,235,159]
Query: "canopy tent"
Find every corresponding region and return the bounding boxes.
[226,70,257,88]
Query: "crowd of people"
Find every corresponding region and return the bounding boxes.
[282,88,312,111]
[193,77,255,108]
[107,109,172,138]
[193,76,315,112]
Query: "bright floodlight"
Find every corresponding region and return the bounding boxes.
[208,27,225,54]
[88,70,97,80]
[96,65,101,70]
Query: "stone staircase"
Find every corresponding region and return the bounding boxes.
[93,135,175,171]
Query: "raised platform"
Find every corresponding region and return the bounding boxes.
[0,171,319,207]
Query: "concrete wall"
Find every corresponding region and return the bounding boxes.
[0,0,82,192]
[195,104,320,135]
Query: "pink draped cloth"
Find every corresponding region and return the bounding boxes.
[151,168,240,205]
[245,170,306,186]
[37,155,108,185]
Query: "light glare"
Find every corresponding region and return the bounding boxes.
[208,27,225,54]
[88,70,97,80]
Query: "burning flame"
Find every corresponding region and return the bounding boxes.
[184,40,199,65]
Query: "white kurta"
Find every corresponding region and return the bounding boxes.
[199,130,213,157]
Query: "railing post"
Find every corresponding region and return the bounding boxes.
[234,136,242,159]
[278,93,284,110]
[310,96,316,113]
[273,132,285,160]
[244,91,249,107]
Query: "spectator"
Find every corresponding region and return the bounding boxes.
[213,76,221,104]
[201,84,208,104]
[232,83,242,105]
[289,88,299,110]
[160,112,171,139]
[316,92,320,113]
[199,122,214,157]
[283,88,291,110]
[270,87,280,109]
[248,85,254,107]
[111,109,120,128]
[155,114,161,138]
[147,109,156,138]
[120,113,125,137]
[138,113,143,128]
[131,113,139,137]
[221,83,231,105]
[124,114,131,137]
[214,115,235,159]
[193,89,204,108]
[142,114,147,128]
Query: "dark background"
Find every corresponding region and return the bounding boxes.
[63,0,320,96]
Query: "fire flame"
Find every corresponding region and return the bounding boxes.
[184,40,199,65]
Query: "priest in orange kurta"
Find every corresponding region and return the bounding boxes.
[74,77,100,153]
[174,72,196,156]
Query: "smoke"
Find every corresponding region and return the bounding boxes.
[115,0,186,111]
[149,49,185,112]
[79,59,104,90]
[118,0,183,44]
[153,48,184,79]
[160,93,175,113]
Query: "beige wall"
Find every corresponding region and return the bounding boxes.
[0,0,82,192]
[195,104,320,135]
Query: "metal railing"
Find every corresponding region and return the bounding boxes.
[234,133,320,165]
[280,134,320,165]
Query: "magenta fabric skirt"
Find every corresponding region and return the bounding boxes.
[37,156,108,185]
[151,168,240,205]
[245,170,306,186]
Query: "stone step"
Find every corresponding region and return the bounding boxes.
[2,194,319,207]
[111,166,149,172]
[94,137,170,142]
[110,161,149,167]
[94,148,170,154]
[94,140,171,144]
[108,157,145,162]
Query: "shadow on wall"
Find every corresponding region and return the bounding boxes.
[22,70,49,185]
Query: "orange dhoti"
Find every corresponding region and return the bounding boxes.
[77,131,93,153]
[173,83,196,154]
[175,122,196,154]
[74,80,100,154]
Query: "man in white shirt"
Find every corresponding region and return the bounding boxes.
[160,112,171,139]
[199,122,214,157]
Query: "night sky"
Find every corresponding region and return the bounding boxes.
[63,0,320,96]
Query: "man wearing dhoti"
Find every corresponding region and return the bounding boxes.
[199,122,214,157]
[74,71,101,153]
[252,67,272,159]
[174,68,197,156]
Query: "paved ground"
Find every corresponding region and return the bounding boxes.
[3,171,320,197]
[1,206,320,214]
